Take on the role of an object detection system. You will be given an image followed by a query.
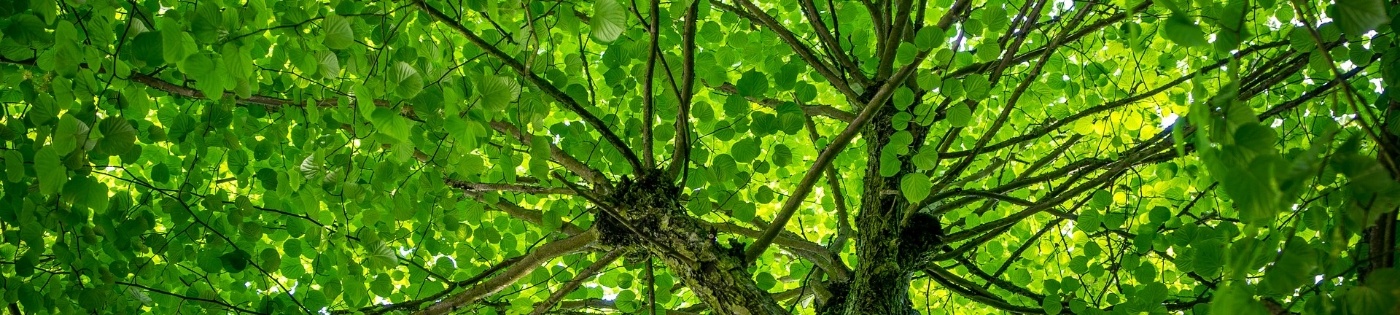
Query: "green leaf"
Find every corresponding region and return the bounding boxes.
[731,137,759,163]
[371,274,394,297]
[35,146,67,196]
[370,108,411,144]
[1134,262,1156,282]
[772,144,793,167]
[879,151,901,177]
[914,26,946,50]
[1139,282,1168,303]
[947,103,972,127]
[900,173,931,203]
[542,204,563,234]
[1148,206,1171,224]
[318,51,341,80]
[963,75,990,100]
[160,18,189,63]
[98,117,137,155]
[1091,189,1112,208]
[1194,241,1224,277]
[52,114,81,155]
[590,0,627,42]
[189,4,223,43]
[1344,286,1393,315]
[1334,0,1390,38]
[322,14,355,50]
[912,147,938,171]
[3,14,47,45]
[1042,294,1062,315]
[4,150,24,183]
[754,186,775,203]
[737,71,768,97]
[477,75,521,111]
[755,272,777,290]
[1163,14,1208,47]
[733,202,755,222]
[392,62,423,98]
[219,249,251,273]
[368,242,399,270]
[776,102,805,135]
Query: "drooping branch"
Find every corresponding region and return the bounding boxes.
[709,222,851,281]
[804,114,853,250]
[725,0,862,102]
[796,0,871,87]
[932,5,1090,194]
[416,0,645,173]
[116,281,263,314]
[488,121,614,189]
[334,256,526,315]
[455,189,587,236]
[939,40,1291,159]
[417,229,600,315]
[529,250,625,315]
[923,266,1043,314]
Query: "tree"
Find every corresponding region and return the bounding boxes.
[1,0,1399,313]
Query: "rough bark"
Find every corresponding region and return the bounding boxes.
[834,93,939,314]
[599,171,787,315]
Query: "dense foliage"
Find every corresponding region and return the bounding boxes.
[1,0,1399,313]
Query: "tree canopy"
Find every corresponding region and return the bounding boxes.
[1,0,1400,314]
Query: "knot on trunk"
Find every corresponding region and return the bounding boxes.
[594,170,682,252]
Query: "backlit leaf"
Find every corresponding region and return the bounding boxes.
[590,0,626,42]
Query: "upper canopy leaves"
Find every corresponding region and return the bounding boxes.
[0,0,1397,314]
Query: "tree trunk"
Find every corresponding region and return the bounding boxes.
[601,172,787,315]
[837,98,936,314]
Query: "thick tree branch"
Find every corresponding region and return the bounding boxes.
[451,180,576,195]
[710,222,851,281]
[668,0,701,180]
[873,0,915,80]
[744,0,971,262]
[707,82,856,122]
[641,0,660,169]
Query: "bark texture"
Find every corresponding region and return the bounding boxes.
[836,92,940,314]
[599,171,787,315]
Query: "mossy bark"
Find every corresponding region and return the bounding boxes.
[834,96,938,315]
[598,171,787,315]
